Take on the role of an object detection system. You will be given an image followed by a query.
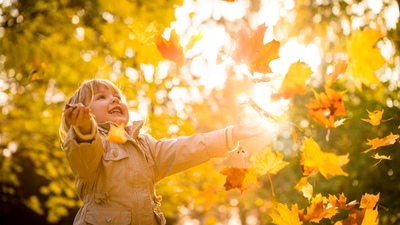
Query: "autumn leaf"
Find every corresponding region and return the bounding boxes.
[325,60,347,87]
[29,62,46,81]
[294,177,313,200]
[155,29,184,67]
[128,22,157,46]
[372,153,391,166]
[269,203,303,225]
[271,61,313,100]
[242,98,278,122]
[199,185,215,210]
[302,194,339,223]
[363,132,399,153]
[306,85,346,128]
[334,118,347,128]
[232,24,280,75]
[251,146,288,196]
[107,123,127,143]
[291,126,298,144]
[361,109,392,126]
[329,193,354,210]
[361,208,379,225]
[346,29,386,91]
[183,31,203,53]
[301,137,349,178]
[220,166,257,193]
[360,193,380,209]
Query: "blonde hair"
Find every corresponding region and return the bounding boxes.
[59,79,126,144]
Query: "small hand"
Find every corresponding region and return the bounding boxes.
[64,103,92,134]
[232,115,267,143]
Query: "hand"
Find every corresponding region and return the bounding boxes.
[232,115,267,143]
[63,103,93,134]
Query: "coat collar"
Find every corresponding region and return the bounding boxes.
[98,120,144,139]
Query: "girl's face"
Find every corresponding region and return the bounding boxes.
[89,85,129,126]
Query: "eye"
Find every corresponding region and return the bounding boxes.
[96,95,105,100]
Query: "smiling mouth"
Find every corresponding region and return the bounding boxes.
[109,108,122,114]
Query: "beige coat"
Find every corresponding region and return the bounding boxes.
[64,120,232,225]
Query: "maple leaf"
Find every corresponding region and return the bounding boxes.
[107,123,127,143]
[346,29,386,91]
[232,24,280,75]
[220,166,257,193]
[360,193,380,209]
[155,29,184,67]
[329,193,354,210]
[306,85,346,128]
[303,194,339,223]
[301,137,349,178]
[183,31,203,53]
[271,61,313,100]
[250,146,288,196]
[269,203,303,225]
[372,153,391,166]
[361,109,392,126]
[325,60,347,87]
[128,22,157,46]
[361,208,379,225]
[199,185,215,210]
[294,177,313,200]
[363,132,399,153]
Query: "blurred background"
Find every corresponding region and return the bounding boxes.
[0,0,399,224]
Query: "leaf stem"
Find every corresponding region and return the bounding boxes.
[268,173,275,197]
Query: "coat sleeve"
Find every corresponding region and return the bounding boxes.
[63,119,104,182]
[143,128,235,183]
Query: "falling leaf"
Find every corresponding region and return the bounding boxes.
[242,98,278,121]
[220,166,257,193]
[232,24,280,75]
[301,137,349,178]
[363,132,399,153]
[29,62,46,80]
[361,208,379,225]
[303,194,339,223]
[269,203,303,225]
[250,146,288,196]
[371,153,391,166]
[346,29,386,91]
[361,109,392,126]
[291,126,298,144]
[199,185,215,210]
[360,193,380,209]
[294,177,313,200]
[329,193,353,210]
[128,22,157,46]
[334,118,347,128]
[306,85,346,128]
[271,61,313,100]
[183,31,203,53]
[155,29,184,67]
[325,60,347,87]
[107,123,127,143]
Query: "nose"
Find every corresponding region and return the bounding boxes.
[111,97,120,103]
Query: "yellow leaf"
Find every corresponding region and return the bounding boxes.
[361,109,392,126]
[294,177,313,200]
[199,185,215,210]
[346,29,386,91]
[107,123,127,143]
[371,153,391,166]
[128,22,157,46]
[291,126,298,144]
[184,31,203,53]
[269,203,303,225]
[301,137,349,178]
[304,194,339,223]
[250,146,289,175]
[361,208,379,225]
[360,193,380,209]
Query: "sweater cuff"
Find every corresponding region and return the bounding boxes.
[225,126,238,151]
[72,117,97,141]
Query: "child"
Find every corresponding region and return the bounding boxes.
[60,79,265,225]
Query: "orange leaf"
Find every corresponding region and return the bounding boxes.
[272,61,313,100]
[361,109,392,126]
[346,29,386,91]
[301,137,349,178]
[306,85,346,128]
[360,193,380,209]
[220,166,257,193]
[325,60,347,87]
[199,185,215,210]
[269,203,303,225]
[363,132,399,153]
[291,126,298,144]
[107,123,127,143]
[184,31,203,53]
[329,193,353,210]
[303,194,339,223]
[232,24,280,75]
[155,29,184,67]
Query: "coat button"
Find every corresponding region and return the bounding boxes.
[112,150,118,157]
[105,217,112,223]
